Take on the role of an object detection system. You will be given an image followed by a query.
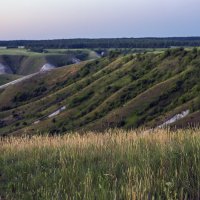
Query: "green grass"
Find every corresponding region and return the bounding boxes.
[2,48,200,135]
[0,129,200,199]
[0,48,46,56]
[0,48,100,75]
[0,48,99,57]
[0,74,22,85]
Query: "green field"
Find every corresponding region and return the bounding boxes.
[0,48,97,56]
[0,48,40,56]
[0,129,199,199]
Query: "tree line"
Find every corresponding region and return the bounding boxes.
[1,37,200,49]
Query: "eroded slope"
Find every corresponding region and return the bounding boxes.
[1,48,200,135]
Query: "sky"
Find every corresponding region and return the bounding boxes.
[1,0,200,40]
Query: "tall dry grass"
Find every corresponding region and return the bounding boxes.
[0,129,200,199]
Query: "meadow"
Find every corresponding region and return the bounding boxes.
[0,128,200,199]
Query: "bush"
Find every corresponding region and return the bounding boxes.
[13,86,47,103]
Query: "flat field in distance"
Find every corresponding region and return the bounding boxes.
[0,129,199,199]
[0,48,99,58]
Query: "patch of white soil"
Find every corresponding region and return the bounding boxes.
[40,63,55,72]
[0,63,13,74]
[158,110,190,128]
[72,58,81,64]
[34,120,40,125]
[48,106,66,118]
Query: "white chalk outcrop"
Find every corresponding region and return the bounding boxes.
[158,110,190,128]
[0,63,13,74]
[72,58,81,64]
[40,63,55,72]
[48,106,66,118]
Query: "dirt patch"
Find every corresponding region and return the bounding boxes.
[0,63,13,74]
[158,110,190,128]
[40,63,55,72]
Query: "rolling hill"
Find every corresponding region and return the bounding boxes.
[1,48,200,136]
[0,48,99,85]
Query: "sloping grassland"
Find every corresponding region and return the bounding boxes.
[1,48,200,135]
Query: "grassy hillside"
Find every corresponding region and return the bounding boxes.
[0,48,99,76]
[0,74,22,85]
[0,129,200,199]
[1,48,200,135]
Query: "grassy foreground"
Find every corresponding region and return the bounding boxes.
[0,129,200,200]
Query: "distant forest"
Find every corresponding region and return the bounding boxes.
[1,37,200,49]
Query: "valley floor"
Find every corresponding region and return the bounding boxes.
[0,129,200,199]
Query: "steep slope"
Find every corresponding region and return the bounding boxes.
[1,48,200,136]
[0,74,23,85]
[0,63,13,74]
[0,49,99,86]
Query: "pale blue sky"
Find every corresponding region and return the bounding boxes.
[1,0,200,39]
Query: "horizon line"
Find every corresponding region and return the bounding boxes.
[1,36,200,42]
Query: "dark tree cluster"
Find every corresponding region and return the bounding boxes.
[1,37,200,49]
